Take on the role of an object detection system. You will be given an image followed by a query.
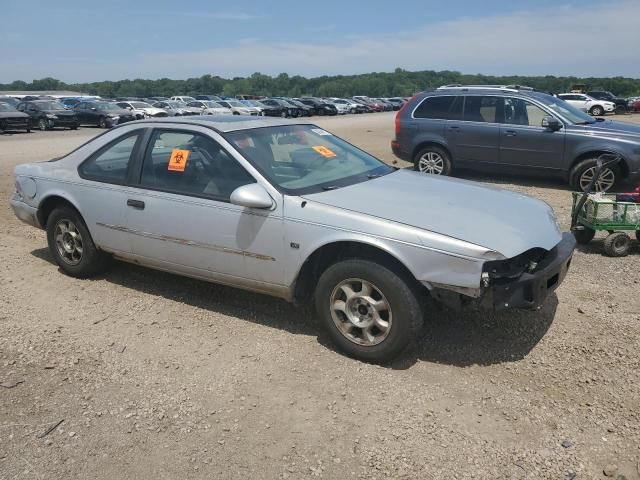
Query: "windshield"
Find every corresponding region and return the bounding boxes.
[203,101,223,108]
[536,94,595,124]
[35,101,64,110]
[227,100,244,107]
[131,102,151,108]
[0,103,18,111]
[226,124,393,195]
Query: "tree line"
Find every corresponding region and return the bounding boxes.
[2,69,640,98]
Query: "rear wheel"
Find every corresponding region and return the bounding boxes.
[589,105,604,116]
[314,259,423,363]
[413,146,452,176]
[573,226,596,244]
[570,158,618,192]
[46,206,110,277]
[603,232,631,257]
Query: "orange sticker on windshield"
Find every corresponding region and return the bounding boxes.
[312,145,336,158]
[168,149,190,172]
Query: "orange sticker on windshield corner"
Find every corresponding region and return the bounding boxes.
[168,149,190,172]
[312,145,336,158]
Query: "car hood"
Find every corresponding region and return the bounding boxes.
[141,107,165,114]
[301,169,562,258]
[0,111,30,118]
[575,119,640,136]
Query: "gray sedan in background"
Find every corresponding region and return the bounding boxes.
[10,116,574,362]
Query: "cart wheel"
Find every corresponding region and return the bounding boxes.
[603,232,631,257]
[573,226,595,245]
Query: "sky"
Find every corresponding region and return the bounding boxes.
[1,0,639,83]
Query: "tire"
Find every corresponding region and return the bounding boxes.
[98,117,108,129]
[636,230,640,242]
[38,118,48,131]
[589,105,604,116]
[314,259,423,363]
[570,158,619,192]
[413,146,452,176]
[280,110,287,118]
[46,206,110,278]
[573,226,596,245]
[615,105,627,114]
[70,124,78,130]
[603,232,631,257]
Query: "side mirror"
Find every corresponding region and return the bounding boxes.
[541,116,561,131]
[230,183,273,209]
[91,107,97,111]
[127,106,133,110]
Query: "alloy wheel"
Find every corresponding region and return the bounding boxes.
[329,278,392,346]
[54,219,84,265]
[38,118,47,131]
[418,152,445,174]
[579,166,615,192]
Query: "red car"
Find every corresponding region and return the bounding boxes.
[629,98,640,112]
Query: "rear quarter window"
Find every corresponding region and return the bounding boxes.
[413,95,462,120]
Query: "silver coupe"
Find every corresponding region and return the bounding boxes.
[11,116,575,362]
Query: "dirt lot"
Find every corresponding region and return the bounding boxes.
[1,113,639,480]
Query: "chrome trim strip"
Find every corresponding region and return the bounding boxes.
[96,222,276,261]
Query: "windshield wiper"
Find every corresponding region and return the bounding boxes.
[322,185,339,191]
[367,174,382,179]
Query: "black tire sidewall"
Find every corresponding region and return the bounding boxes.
[413,146,452,176]
[573,226,596,244]
[314,259,422,363]
[46,206,108,278]
[603,233,631,257]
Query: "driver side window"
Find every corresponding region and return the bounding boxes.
[503,98,548,127]
[139,130,255,202]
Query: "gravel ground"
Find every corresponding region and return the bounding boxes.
[1,113,639,480]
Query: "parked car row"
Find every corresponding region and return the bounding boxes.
[0,94,409,133]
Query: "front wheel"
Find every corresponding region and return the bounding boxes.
[589,105,604,116]
[570,158,618,192]
[315,259,423,363]
[38,118,48,131]
[46,206,110,278]
[98,117,108,128]
[413,146,452,176]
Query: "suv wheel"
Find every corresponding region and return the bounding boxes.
[414,146,452,175]
[570,158,618,192]
[38,118,48,131]
[46,206,110,278]
[589,105,604,116]
[314,259,423,363]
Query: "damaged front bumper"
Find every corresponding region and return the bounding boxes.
[431,233,576,311]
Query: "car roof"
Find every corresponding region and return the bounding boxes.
[115,115,298,133]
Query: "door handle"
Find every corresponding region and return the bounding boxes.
[504,130,517,137]
[127,199,145,210]
[448,125,460,132]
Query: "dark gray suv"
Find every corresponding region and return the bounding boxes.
[391,85,640,191]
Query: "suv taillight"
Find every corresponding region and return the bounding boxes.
[394,95,414,136]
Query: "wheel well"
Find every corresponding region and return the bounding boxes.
[411,142,452,164]
[37,196,79,229]
[292,241,421,304]
[570,151,629,179]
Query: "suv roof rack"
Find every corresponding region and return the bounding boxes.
[437,84,535,92]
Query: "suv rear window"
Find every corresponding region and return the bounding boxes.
[463,96,502,123]
[413,95,462,120]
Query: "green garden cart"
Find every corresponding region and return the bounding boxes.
[571,154,640,257]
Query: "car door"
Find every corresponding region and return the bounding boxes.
[75,127,146,254]
[449,95,501,166]
[498,97,566,171]
[124,126,285,288]
[74,102,87,123]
